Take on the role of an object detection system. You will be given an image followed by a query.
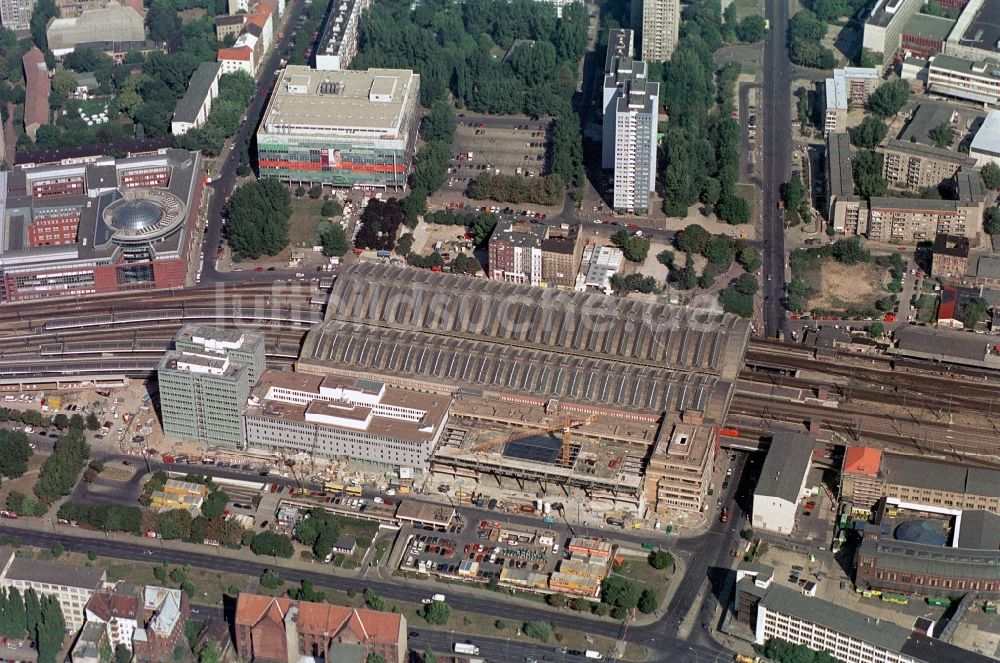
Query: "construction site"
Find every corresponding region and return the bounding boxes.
[297,263,752,521]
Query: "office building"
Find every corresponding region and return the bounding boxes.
[639,0,679,62]
[928,54,1000,105]
[826,132,868,235]
[0,0,33,30]
[863,0,924,64]
[46,3,145,57]
[752,431,815,534]
[214,14,245,40]
[171,61,222,136]
[313,0,370,69]
[244,370,450,470]
[943,0,1000,62]
[576,243,624,293]
[736,566,996,663]
[601,29,658,214]
[0,547,106,629]
[256,66,419,189]
[487,219,582,287]
[643,415,717,515]
[0,149,204,302]
[879,138,977,189]
[235,594,407,663]
[970,110,1000,166]
[157,326,265,448]
[900,13,955,59]
[22,46,49,141]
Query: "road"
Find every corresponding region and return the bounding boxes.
[199,1,310,285]
[761,0,793,338]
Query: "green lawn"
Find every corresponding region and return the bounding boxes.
[915,294,938,323]
[288,197,325,247]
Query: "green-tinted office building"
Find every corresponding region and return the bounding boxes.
[157,325,265,448]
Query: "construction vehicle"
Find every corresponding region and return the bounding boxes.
[734,656,760,663]
[470,414,597,465]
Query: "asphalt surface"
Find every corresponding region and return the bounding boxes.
[199,0,311,285]
[761,0,793,338]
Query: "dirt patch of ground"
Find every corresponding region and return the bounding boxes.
[805,259,887,311]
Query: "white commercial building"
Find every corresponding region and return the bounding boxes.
[971,110,1000,166]
[245,371,450,470]
[751,431,814,535]
[927,54,1000,106]
[46,4,145,57]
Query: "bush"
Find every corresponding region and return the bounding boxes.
[494,619,507,630]
[419,600,452,625]
[260,569,282,589]
[610,230,650,262]
[523,620,552,642]
[320,200,343,217]
[546,593,566,608]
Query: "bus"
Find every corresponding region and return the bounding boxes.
[324,482,345,494]
[345,485,363,496]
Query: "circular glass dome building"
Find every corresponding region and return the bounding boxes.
[111,200,164,231]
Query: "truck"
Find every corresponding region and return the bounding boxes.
[432,593,445,602]
[454,643,479,655]
[585,651,603,659]
[720,507,730,523]
[376,250,391,258]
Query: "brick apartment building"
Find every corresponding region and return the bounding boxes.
[235,594,407,663]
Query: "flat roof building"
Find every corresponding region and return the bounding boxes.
[931,233,970,278]
[256,66,419,189]
[827,132,867,235]
[0,148,204,302]
[901,13,955,58]
[158,325,265,449]
[244,369,450,470]
[752,431,815,534]
[644,417,717,515]
[0,547,106,629]
[0,0,34,30]
[639,0,679,62]
[314,0,370,70]
[824,68,879,135]
[879,138,978,189]
[866,195,979,243]
[970,109,1000,166]
[46,3,145,57]
[488,220,583,288]
[927,53,1000,106]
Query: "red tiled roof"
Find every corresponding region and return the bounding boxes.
[86,591,140,622]
[22,47,49,132]
[246,3,270,28]
[843,446,882,478]
[235,594,402,646]
[217,47,252,61]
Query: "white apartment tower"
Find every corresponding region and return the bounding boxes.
[602,29,658,214]
[639,0,680,62]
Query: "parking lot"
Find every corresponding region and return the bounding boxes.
[444,114,551,191]
[400,518,565,583]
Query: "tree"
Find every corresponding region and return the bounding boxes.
[676,224,711,255]
[637,589,658,614]
[866,322,885,338]
[982,163,1000,190]
[705,234,736,268]
[367,656,387,663]
[421,647,438,663]
[812,0,850,20]
[719,288,754,317]
[830,237,871,265]
[852,150,887,198]
[854,116,888,149]
[648,549,674,569]
[288,580,325,602]
[250,531,295,558]
[929,122,953,149]
[85,412,100,431]
[147,0,181,42]
[260,569,282,590]
[320,200,343,217]
[422,99,456,142]
[733,273,759,296]
[30,0,58,51]
[867,79,910,117]
[308,185,323,199]
[225,179,292,259]
[611,230,650,262]
[35,595,65,663]
[985,206,1000,234]
[600,576,640,609]
[737,244,762,272]
[419,600,452,625]
[198,643,221,663]
[318,221,350,257]
[657,250,675,267]
[546,592,566,608]
[962,297,990,329]
[200,490,229,519]
[736,15,766,42]
[113,644,131,663]
[159,509,193,540]
[787,11,836,68]
[0,431,32,478]
[52,413,68,431]
[34,429,89,504]
[523,620,552,642]
[782,175,804,211]
[49,543,63,558]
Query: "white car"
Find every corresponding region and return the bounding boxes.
[23,426,33,434]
